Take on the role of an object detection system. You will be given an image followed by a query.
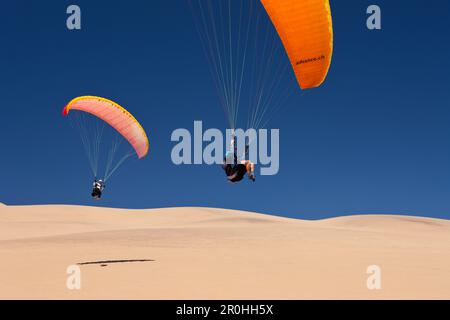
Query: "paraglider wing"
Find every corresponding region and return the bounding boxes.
[62,96,149,159]
[261,0,333,89]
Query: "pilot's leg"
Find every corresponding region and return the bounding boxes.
[245,161,255,181]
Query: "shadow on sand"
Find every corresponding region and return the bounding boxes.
[77,259,154,267]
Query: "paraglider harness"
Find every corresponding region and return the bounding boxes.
[222,137,250,183]
[91,179,105,200]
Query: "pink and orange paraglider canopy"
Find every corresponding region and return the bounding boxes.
[62,96,149,159]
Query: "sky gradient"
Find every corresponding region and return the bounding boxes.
[1,0,450,220]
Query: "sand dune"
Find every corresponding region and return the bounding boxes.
[0,204,449,299]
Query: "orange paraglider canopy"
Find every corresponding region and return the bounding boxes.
[261,0,333,89]
[62,96,149,159]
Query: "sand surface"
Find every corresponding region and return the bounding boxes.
[0,204,449,299]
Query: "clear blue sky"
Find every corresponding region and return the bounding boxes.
[1,0,450,220]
